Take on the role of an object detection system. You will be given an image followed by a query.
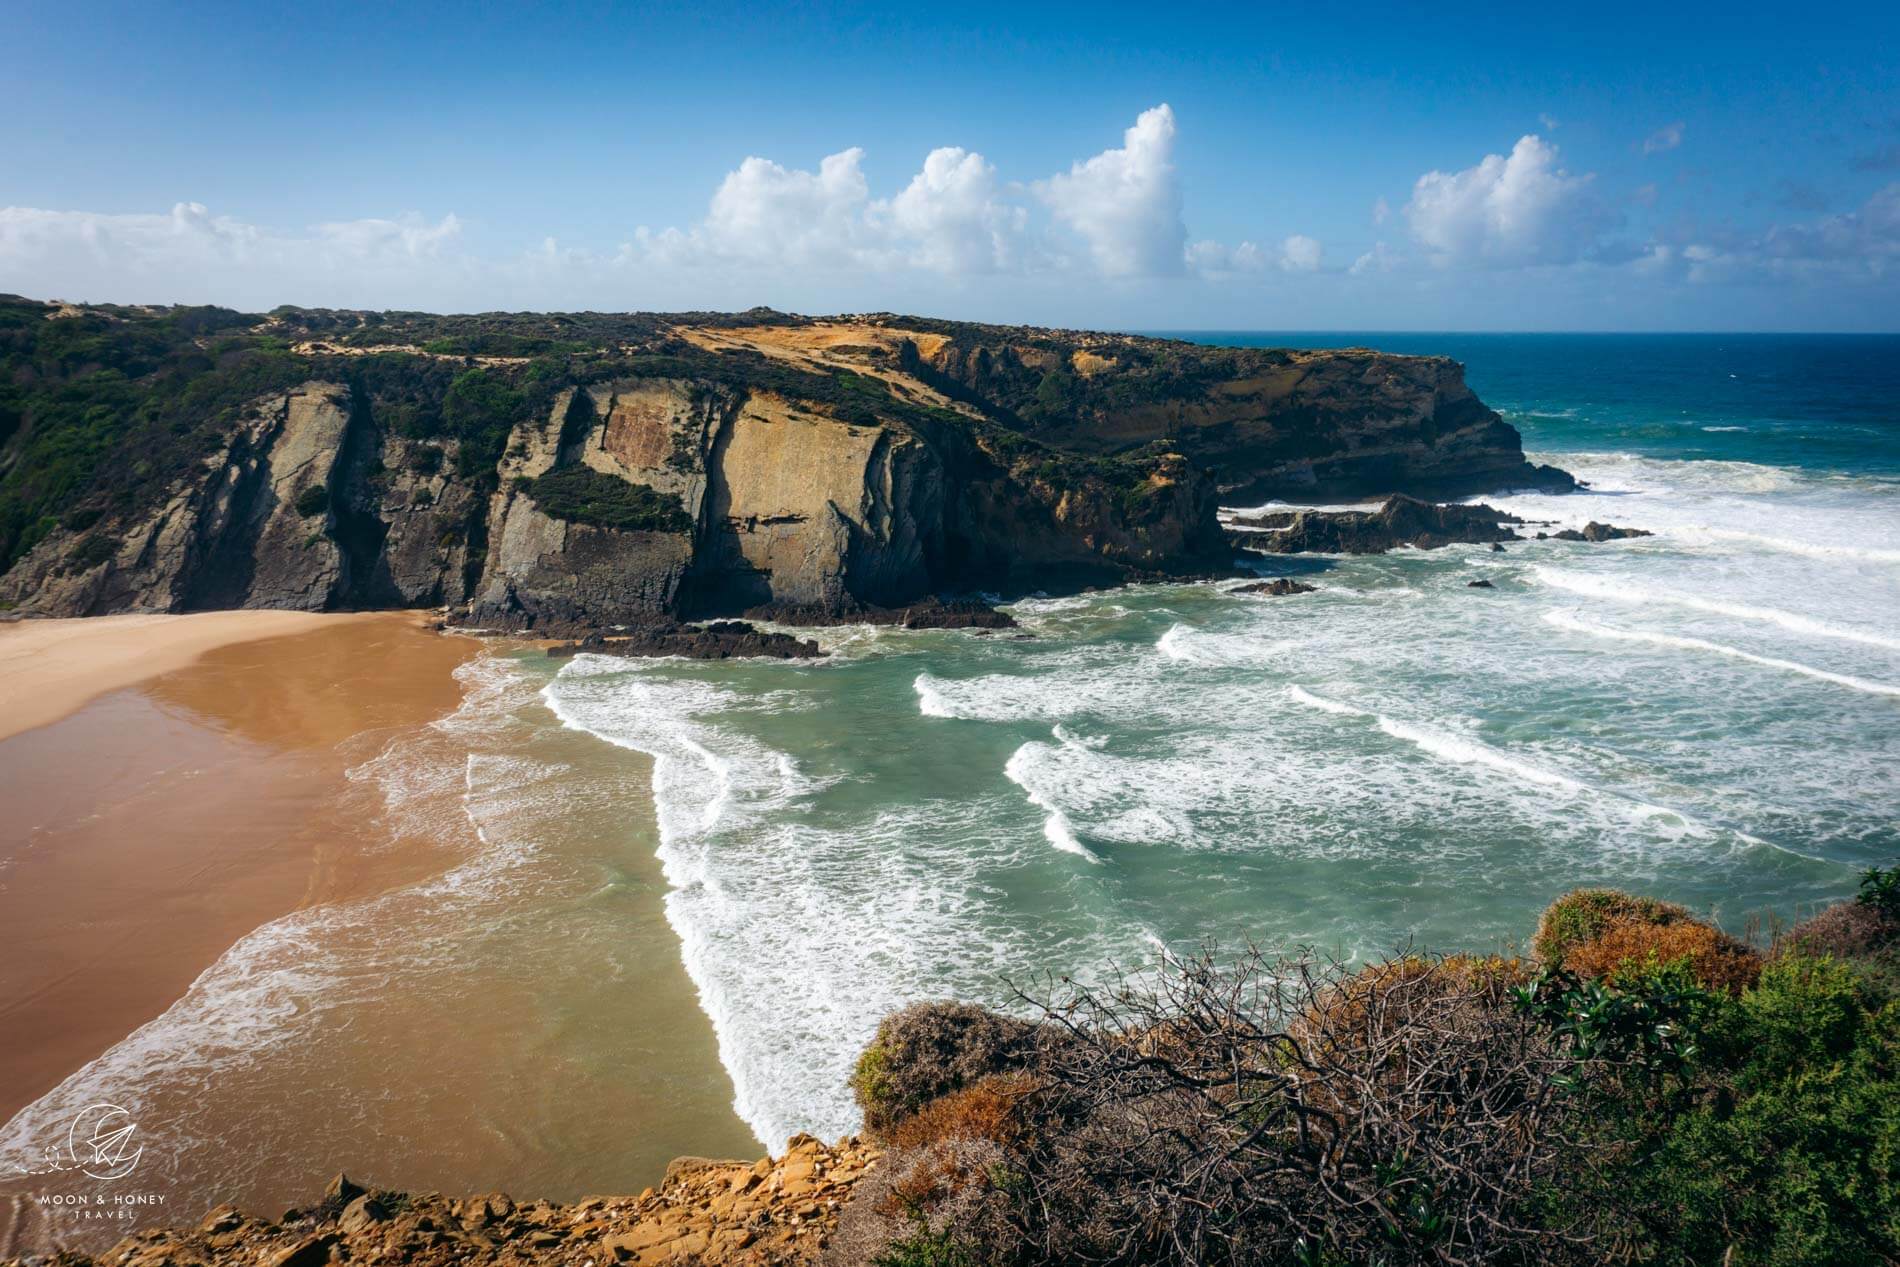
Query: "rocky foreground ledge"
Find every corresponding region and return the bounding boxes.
[18,1137,877,1267]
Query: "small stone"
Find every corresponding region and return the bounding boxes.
[323,1175,365,1207]
[338,1195,387,1237]
[261,1234,337,1267]
[600,1224,673,1259]
[467,1193,513,1225]
[1466,579,1495,589]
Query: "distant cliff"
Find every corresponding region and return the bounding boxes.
[0,299,1569,625]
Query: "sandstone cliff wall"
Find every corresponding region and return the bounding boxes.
[0,307,1572,625]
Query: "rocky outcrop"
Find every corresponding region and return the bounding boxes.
[0,382,490,618]
[1548,521,1653,543]
[0,305,1577,624]
[547,622,826,660]
[1231,578,1317,596]
[744,598,1018,630]
[19,1137,879,1267]
[0,384,358,615]
[1232,495,1525,555]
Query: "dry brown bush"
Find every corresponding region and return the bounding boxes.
[823,1136,1015,1267]
[1003,947,1592,1266]
[1565,915,1762,994]
[1532,888,1691,965]
[1299,954,1532,1036]
[849,1001,1036,1141]
[889,1072,1037,1152]
[1778,898,1900,961]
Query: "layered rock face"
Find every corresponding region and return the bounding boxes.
[0,382,475,618]
[894,320,1574,501]
[0,305,1571,624]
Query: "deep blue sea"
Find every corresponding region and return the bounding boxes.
[1174,332,1900,478]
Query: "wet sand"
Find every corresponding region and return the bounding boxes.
[0,613,471,1120]
[0,614,756,1255]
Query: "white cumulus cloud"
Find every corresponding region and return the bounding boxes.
[634,105,1201,280]
[1187,233,1321,278]
[1669,182,1900,284]
[0,202,465,307]
[874,147,1026,274]
[1403,135,1608,267]
[1349,240,1398,275]
[1279,233,1322,272]
[639,149,877,268]
[1036,104,1186,277]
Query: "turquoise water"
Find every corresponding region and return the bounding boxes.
[535,335,1900,1149]
[5,337,1894,1214]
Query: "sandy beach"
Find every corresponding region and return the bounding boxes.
[0,611,359,744]
[0,612,754,1254]
[0,612,472,1119]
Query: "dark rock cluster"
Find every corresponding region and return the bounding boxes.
[1231,495,1525,555]
[743,598,1018,630]
[1545,522,1655,542]
[1231,578,1318,596]
[546,622,825,661]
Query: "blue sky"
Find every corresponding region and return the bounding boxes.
[4,1,1898,329]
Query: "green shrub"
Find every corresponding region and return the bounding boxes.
[524,466,691,533]
[1550,954,1900,1266]
[294,484,329,518]
[442,368,527,478]
[872,1223,986,1267]
[1858,865,1900,923]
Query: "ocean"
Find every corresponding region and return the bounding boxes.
[5,333,1897,1239]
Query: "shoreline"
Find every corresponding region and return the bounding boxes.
[0,613,476,1123]
[0,613,757,1255]
[0,610,399,744]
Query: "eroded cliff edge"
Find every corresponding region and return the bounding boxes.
[0,300,1570,625]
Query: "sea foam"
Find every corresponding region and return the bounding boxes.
[1004,737,1105,863]
[1533,567,1900,653]
[1542,610,1900,699]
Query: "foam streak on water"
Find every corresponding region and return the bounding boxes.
[1534,567,1900,653]
[541,658,1134,1150]
[1543,610,1900,699]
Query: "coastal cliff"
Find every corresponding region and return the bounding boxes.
[0,299,1568,625]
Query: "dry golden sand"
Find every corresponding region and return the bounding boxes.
[0,611,350,743]
[0,613,473,1120]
